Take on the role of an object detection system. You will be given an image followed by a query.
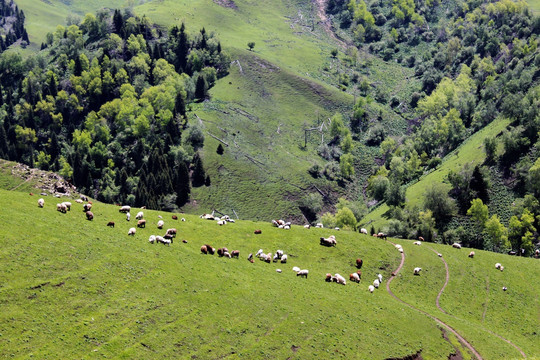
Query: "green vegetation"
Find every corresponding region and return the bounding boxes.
[0,186,539,358]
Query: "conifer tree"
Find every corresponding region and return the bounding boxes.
[174,161,190,206]
[191,152,206,187]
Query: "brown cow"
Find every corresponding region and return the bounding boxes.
[137,219,146,228]
[86,211,94,221]
[254,229,262,234]
[356,258,363,269]
[172,215,178,220]
[231,250,240,258]
[107,221,115,228]
[201,245,208,254]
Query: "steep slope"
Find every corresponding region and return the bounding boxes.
[1,188,539,358]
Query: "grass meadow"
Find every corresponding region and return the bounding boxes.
[0,181,539,358]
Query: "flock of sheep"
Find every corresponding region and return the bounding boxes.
[38,196,524,294]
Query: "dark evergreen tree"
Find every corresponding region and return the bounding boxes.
[174,161,190,206]
[191,152,206,187]
[195,74,206,100]
[470,166,489,203]
[113,9,124,36]
[216,143,224,155]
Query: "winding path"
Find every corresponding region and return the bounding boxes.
[385,241,483,360]
[427,247,527,359]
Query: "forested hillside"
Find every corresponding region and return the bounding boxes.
[4,0,540,256]
[0,9,229,209]
[315,0,540,255]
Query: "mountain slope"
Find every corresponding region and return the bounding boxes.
[0,187,539,358]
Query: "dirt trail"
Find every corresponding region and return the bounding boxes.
[385,240,483,360]
[427,248,527,359]
[312,0,348,49]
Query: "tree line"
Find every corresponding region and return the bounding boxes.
[0,8,229,210]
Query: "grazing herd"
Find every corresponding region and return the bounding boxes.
[38,194,532,296]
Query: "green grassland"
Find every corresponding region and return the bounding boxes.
[527,0,540,13]
[361,118,512,231]
[1,183,539,358]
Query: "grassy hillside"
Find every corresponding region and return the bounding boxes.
[1,184,539,358]
[187,49,352,220]
[361,118,512,231]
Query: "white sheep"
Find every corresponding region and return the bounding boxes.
[413,241,421,245]
[217,220,226,226]
[495,263,501,270]
[297,269,309,278]
[395,244,402,250]
[37,198,44,208]
[368,285,375,293]
[126,212,131,221]
[452,243,462,249]
[398,247,404,253]
[275,250,284,258]
[148,235,156,244]
[75,199,83,204]
[304,224,310,229]
[377,274,383,283]
[255,249,263,258]
[502,286,507,291]
[157,220,164,229]
[437,253,443,257]
[273,253,280,262]
[128,227,136,236]
[135,211,144,220]
[119,205,131,213]
[56,203,67,213]
[334,274,346,285]
[360,228,368,234]
[155,235,165,244]
[223,251,231,258]
[292,266,301,272]
[413,267,422,275]
[284,225,290,230]
[499,265,504,272]
[315,223,324,228]
[280,254,288,263]
[276,269,282,273]
[62,201,72,211]
[181,218,186,222]
[320,235,337,247]
[373,279,380,288]
[161,238,172,246]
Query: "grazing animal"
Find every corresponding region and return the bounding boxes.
[265,253,272,263]
[231,250,240,258]
[320,235,337,247]
[452,243,462,249]
[495,263,501,270]
[418,236,425,241]
[217,220,226,226]
[373,279,380,288]
[56,203,67,213]
[255,249,263,258]
[297,269,309,278]
[205,245,215,255]
[217,248,225,257]
[350,272,360,283]
[304,224,311,229]
[148,235,156,244]
[107,221,115,228]
[368,285,375,293]
[157,220,164,229]
[61,202,71,211]
[38,198,45,208]
[334,274,346,285]
[128,227,136,236]
[75,199,83,204]
[85,211,94,221]
[360,228,368,234]
[280,254,288,263]
[247,253,253,261]
[437,253,443,257]
[201,245,208,254]
[165,228,177,237]
[325,273,333,282]
[126,212,131,221]
[135,211,144,220]
[502,286,507,291]
[468,251,475,258]
[181,217,186,222]
[292,266,301,272]
[315,223,323,228]
[413,267,422,275]
[80,195,88,202]
[413,241,422,246]
[276,269,282,273]
[377,274,383,283]
[119,205,131,213]
[223,251,231,258]
[499,265,504,272]
[137,219,147,228]
[535,249,539,258]
[377,232,387,240]
[172,215,178,220]
[83,203,92,212]
[159,238,172,246]
[356,258,363,269]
